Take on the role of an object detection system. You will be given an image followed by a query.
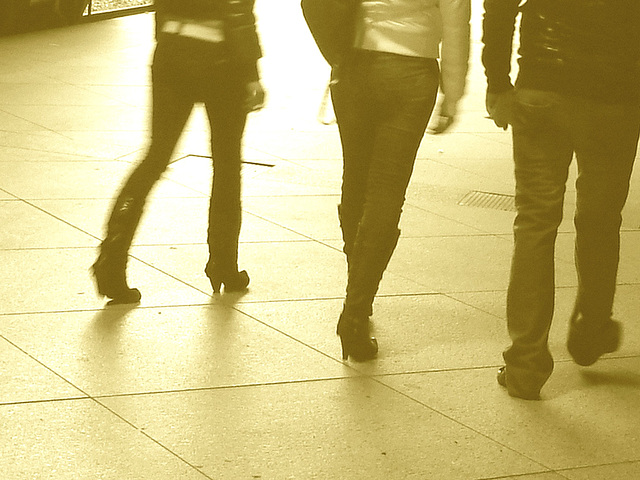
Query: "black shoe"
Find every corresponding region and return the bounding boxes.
[497,366,507,387]
[496,366,541,401]
[206,268,250,294]
[567,317,621,367]
[91,256,141,305]
[336,311,378,361]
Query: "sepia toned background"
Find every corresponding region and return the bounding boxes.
[1,1,639,478]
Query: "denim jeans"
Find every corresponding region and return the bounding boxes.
[115,35,248,269]
[331,50,439,316]
[504,88,640,394]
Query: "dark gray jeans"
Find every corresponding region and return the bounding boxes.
[505,88,640,393]
[116,35,248,271]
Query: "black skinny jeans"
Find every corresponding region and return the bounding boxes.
[331,50,440,316]
[116,35,248,270]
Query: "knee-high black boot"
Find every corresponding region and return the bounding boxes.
[204,194,249,294]
[337,226,400,361]
[91,195,144,305]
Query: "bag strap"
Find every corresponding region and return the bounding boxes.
[317,80,336,125]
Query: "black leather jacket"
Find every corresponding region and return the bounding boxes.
[154,0,262,79]
[482,0,640,104]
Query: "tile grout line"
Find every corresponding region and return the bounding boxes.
[365,371,557,475]
[0,333,213,479]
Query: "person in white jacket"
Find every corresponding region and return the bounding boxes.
[332,0,470,361]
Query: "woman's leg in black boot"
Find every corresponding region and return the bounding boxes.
[332,52,439,359]
[338,227,400,360]
[93,78,193,304]
[202,70,249,293]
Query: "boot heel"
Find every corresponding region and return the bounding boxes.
[210,279,222,294]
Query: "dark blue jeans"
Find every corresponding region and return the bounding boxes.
[504,88,640,395]
[114,35,248,271]
[331,50,439,316]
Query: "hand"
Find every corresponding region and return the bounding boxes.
[245,80,265,112]
[486,90,514,130]
[428,98,456,135]
[428,114,455,135]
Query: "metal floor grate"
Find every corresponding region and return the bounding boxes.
[458,190,516,212]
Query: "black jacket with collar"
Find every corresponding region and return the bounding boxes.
[154,0,262,80]
[482,0,640,105]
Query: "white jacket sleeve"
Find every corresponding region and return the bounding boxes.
[439,0,471,116]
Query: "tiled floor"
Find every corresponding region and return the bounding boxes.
[2,2,640,479]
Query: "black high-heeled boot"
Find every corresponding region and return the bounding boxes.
[336,310,378,361]
[338,226,401,359]
[92,252,141,305]
[206,180,248,293]
[92,196,143,305]
[205,263,250,293]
